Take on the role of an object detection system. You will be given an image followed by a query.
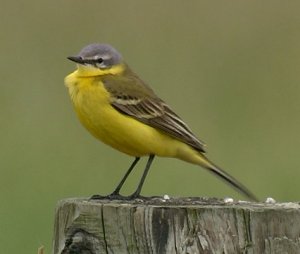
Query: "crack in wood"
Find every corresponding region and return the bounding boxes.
[53,198,300,254]
[61,229,99,254]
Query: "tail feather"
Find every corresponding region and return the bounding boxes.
[176,144,258,201]
[203,156,258,202]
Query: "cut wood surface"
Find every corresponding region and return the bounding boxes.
[53,197,300,254]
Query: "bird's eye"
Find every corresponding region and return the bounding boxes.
[96,58,103,63]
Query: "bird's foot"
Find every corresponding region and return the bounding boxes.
[127,192,145,200]
[90,192,153,201]
[89,192,127,200]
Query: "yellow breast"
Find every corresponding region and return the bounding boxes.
[64,70,182,157]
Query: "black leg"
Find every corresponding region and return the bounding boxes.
[90,157,140,200]
[110,157,140,196]
[129,154,155,199]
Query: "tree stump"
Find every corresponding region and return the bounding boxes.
[53,197,300,254]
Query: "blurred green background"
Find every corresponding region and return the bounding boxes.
[1,0,300,253]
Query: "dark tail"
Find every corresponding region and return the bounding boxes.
[203,156,258,202]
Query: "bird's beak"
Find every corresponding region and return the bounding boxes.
[67,56,85,64]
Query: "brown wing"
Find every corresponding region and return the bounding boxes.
[102,67,206,152]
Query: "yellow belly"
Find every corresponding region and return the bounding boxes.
[65,71,182,157]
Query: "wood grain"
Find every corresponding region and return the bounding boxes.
[53,197,300,254]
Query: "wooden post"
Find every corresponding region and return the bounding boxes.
[53,197,300,254]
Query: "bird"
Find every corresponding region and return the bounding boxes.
[64,43,258,201]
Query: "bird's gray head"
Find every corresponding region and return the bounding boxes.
[67,43,123,69]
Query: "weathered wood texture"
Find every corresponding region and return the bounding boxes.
[53,198,300,254]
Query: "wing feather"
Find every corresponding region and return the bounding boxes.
[102,69,206,152]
